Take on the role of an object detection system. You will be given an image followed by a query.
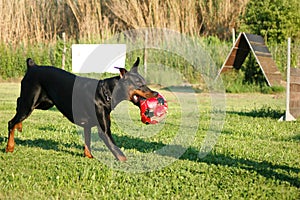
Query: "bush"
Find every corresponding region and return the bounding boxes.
[221,69,284,94]
[240,0,300,44]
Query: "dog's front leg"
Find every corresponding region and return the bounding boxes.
[97,126,127,162]
[83,127,93,158]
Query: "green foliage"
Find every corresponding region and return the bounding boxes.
[0,43,25,79]
[269,41,300,73]
[202,36,231,69]
[221,68,284,94]
[0,38,72,80]
[242,53,267,86]
[240,0,300,44]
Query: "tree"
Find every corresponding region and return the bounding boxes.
[240,0,300,44]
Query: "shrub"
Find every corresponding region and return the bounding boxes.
[240,0,300,44]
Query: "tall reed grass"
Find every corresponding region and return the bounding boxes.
[0,0,250,45]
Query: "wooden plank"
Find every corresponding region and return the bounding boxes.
[290,92,300,101]
[245,33,282,86]
[290,83,300,92]
[244,33,265,44]
[290,68,300,118]
[264,74,282,85]
[255,52,272,57]
[290,76,300,83]
[290,68,300,84]
[290,68,300,76]
[220,66,234,73]
[255,54,282,85]
[224,48,238,66]
[290,108,300,118]
[256,57,278,71]
[290,100,300,108]
[252,45,270,53]
[249,41,266,46]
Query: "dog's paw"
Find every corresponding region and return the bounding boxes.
[84,145,94,158]
[5,145,14,153]
[117,155,127,162]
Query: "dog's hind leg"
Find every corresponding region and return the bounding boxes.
[7,99,34,153]
[83,127,93,158]
[6,121,22,153]
[6,84,41,153]
[6,100,32,153]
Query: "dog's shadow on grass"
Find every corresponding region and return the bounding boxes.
[181,147,300,188]
[0,136,83,157]
[116,135,300,188]
[1,134,299,188]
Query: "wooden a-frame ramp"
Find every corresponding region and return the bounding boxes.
[217,32,282,86]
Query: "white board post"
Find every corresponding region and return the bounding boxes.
[232,28,235,47]
[71,44,126,73]
[62,32,66,70]
[144,30,148,79]
[279,38,296,121]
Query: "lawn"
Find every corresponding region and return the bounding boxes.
[0,82,299,199]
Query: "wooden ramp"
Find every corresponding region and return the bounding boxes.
[218,32,282,86]
[290,68,300,118]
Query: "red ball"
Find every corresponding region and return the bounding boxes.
[139,93,168,124]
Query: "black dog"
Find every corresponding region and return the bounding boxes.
[6,57,157,161]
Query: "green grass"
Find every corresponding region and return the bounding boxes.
[0,83,299,199]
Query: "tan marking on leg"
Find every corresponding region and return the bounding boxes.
[84,145,93,158]
[116,155,127,162]
[16,122,22,132]
[6,127,16,153]
[6,122,22,153]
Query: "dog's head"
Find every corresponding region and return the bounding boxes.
[111,57,158,109]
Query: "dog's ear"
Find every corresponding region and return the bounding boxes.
[130,57,140,74]
[115,67,128,78]
[26,58,35,68]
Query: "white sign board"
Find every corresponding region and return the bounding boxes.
[72,44,126,73]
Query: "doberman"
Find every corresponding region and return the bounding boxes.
[6,57,157,161]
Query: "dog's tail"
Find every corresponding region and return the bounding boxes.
[26,58,36,68]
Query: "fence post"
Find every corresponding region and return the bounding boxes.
[144,30,148,79]
[232,28,235,47]
[279,37,296,121]
[62,32,66,70]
